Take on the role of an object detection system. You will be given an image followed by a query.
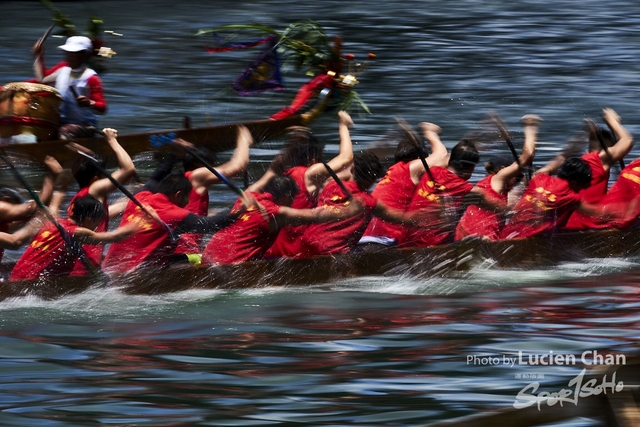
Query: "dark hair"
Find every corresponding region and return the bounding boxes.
[263,174,300,201]
[449,139,480,173]
[484,156,513,174]
[155,173,193,198]
[587,126,615,153]
[69,196,106,223]
[353,151,384,191]
[271,128,325,173]
[72,157,107,188]
[0,186,23,204]
[557,157,592,189]
[394,138,425,163]
[182,146,217,172]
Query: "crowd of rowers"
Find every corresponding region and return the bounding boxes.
[0,107,636,281]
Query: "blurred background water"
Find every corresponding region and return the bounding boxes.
[0,1,639,425]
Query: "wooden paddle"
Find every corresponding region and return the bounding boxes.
[66,142,179,242]
[322,162,353,200]
[489,112,521,167]
[395,118,436,183]
[0,150,102,277]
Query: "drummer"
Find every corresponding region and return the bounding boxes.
[32,35,107,140]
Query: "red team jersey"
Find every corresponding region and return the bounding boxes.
[455,175,507,241]
[174,171,209,254]
[401,167,473,248]
[300,180,378,257]
[10,219,80,280]
[590,159,640,230]
[362,161,416,242]
[564,152,610,230]
[500,174,582,239]
[264,166,317,258]
[66,187,109,277]
[203,192,281,264]
[102,191,190,273]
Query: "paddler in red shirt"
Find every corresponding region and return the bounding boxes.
[247,111,356,258]
[10,196,138,281]
[299,151,433,257]
[357,121,449,251]
[56,128,136,276]
[155,126,253,264]
[202,174,364,265]
[455,114,540,241]
[563,108,634,230]
[400,138,481,248]
[102,173,240,274]
[576,157,640,230]
[0,156,62,262]
[500,157,593,239]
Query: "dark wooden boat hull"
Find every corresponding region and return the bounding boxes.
[2,227,639,301]
[0,115,304,167]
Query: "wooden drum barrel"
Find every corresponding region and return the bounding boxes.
[0,82,62,141]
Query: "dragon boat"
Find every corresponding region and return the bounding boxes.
[1,226,639,301]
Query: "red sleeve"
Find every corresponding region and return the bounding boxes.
[87,74,107,113]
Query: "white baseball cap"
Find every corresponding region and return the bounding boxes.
[58,36,93,53]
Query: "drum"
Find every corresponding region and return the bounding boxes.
[0,82,62,141]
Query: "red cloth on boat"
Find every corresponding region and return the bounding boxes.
[590,159,640,230]
[66,187,109,277]
[269,73,334,120]
[264,166,317,258]
[564,151,610,230]
[10,219,80,280]
[500,174,582,239]
[400,167,473,248]
[102,191,190,273]
[362,161,416,243]
[455,175,507,241]
[174,171,209,255]
[299,180,377,257]
[202,192,281,264]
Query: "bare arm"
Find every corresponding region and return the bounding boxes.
[600,108,634,168]
[88,128,136,199]
[0,212,45,250]
[187,125,253,194]
[274,197,364,227]
[491,115,540,194]
[409,123,449,184]
[246,168,277,193]
[38,155,63,207]
[73,221,138,245]
[305,111,354,195]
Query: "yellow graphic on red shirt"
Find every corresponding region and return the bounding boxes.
[126,206,154,231]
[622,171,640,186]
[378,174,391,185]
[30,229,58,252]
[524,187,556,210]
[239,213,251,221]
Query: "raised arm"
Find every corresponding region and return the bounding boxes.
[409,122,449,184]
[600,108,634,169]
[188,125,253,194]
[88,128,136,199]
[492,114,540,194]
[305,111,354,195]
[38,156,63,207]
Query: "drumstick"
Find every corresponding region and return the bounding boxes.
[33,24,55,55]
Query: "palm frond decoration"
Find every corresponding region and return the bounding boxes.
[195,20,375,116]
